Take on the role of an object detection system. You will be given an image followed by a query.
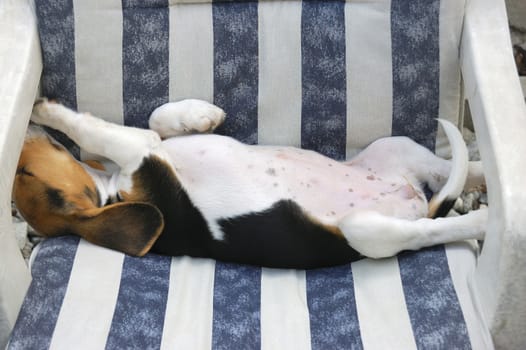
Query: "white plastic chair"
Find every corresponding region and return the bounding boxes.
[1,0,525,348]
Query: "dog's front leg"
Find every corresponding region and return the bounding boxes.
[31,99,166,177]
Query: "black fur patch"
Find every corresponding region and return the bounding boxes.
[213,200,362,269]
[46,187,65,208]
[104,195,119,206]
[84,186,101,207]
[432,198,456,218]
[49,139,65,151]
[128,156,213,258]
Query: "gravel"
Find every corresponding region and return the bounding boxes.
[511,25,526,76]
[11,203,44,264]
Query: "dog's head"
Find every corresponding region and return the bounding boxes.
[13,126,164,256]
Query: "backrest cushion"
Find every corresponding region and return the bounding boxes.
[35,0,466,159]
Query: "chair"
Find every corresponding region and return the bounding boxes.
[1,0,525,348]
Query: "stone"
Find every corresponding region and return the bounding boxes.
[506,0,526,32]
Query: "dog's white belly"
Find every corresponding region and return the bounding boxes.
[162,135,428,238]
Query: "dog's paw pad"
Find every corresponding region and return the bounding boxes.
[149,99,226,138]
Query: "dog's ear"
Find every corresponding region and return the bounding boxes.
[71,202,164,256]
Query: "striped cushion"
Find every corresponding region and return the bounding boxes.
[35,0,465,158]
[11,0,492,348]
[9,237,491,349]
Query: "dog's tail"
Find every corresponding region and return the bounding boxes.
[427,119,468,218]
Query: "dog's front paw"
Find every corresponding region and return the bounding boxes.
[31,98,60,127]
[149,99,226,138]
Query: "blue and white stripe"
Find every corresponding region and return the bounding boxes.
[260,269,311,349]
[73,0,124,125]
[257,1,302,147]
[398,246,471,349]
[122,0,170,129]
[168,2,214,102]
[34,0,464,156]
[16,0,485,348]
[344,0,393,159]
[306,264,362,349]
[105,254,171,349]
[35,0,77,110]
[353,258,416,349]
[212,262,261,349]
[160,257,216,349]
[10,238,483,349]
[301,0,347,160]
[8,237,79,350]
[391,0,441,151]
[34,0,79,157]
[49,240,124,349]
[213,1,259,144]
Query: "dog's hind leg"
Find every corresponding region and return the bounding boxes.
[337,207,487,259]
[149,99,226,138]
[354,120,485,217]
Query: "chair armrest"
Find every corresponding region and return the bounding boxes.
[0,0,42,346]
[461,0,526,348]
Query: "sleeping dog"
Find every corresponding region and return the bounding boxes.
[13,99,487,268]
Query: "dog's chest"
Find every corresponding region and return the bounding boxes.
[161,135,428,225]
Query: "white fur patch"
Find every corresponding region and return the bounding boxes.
[338,208,487,258]
[80,163,121,205]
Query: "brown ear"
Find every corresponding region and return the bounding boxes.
[71,202,164,256]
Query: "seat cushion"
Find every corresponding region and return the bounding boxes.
[18,0,495,349]
[34,0,466,158]
[8,237,492,349]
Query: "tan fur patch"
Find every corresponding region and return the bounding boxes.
[84,159,106,171]
[13,135,99,237]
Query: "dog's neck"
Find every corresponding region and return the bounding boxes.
[80,162,121,206]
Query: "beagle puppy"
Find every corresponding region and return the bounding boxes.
[13,99,487,269]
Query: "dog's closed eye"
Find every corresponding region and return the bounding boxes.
[16,166,34,177]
